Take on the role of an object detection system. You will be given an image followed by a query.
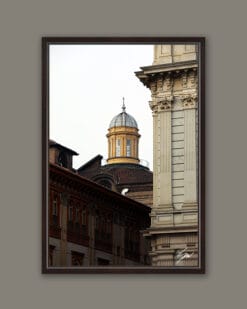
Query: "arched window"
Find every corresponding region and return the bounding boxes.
[98,179,112,189]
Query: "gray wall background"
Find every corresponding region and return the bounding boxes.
[0,0,246,308]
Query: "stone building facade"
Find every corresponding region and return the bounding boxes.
[136,44,199,266]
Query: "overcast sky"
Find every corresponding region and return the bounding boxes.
[49,45,154,170]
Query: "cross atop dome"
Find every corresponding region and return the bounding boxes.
[122,97,126,112]
[108,98,138,129]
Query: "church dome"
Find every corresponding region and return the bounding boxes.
[109,101,138,129]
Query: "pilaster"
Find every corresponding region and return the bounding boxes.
[150,87,174,227]
[182,93,198,209]
[157,98,173,209]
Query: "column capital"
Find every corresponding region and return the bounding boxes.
[181,93,198,109]
[149,95,174,114]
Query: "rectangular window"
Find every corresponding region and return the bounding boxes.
[116,139,121,157]
[75,208,80,223]
[82,210,86,225]
[126,139,131,157]
[52,200,57,216]
[71,251,84,266]
[68,206,73,221]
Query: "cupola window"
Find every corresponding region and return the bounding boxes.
[116,139,121,157]
[126,139,131,157]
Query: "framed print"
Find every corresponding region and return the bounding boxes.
[42,37,205,274]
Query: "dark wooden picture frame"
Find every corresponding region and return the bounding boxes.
[42,37,205,274]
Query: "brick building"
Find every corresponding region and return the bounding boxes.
[48,140,151,267]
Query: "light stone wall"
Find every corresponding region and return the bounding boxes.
[137,44,199,267]
[149,46,198,222]
[150,232,199,267]
[153,44,197,65]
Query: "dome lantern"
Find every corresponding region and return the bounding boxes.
[106,99,140,165]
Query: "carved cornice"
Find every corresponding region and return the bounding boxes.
[150,81,157,95]
[135,62,198,89]
[189,69,197,87]
[149,73,173,96]
[157,77,163,92]
[181,70,188,89]
[164,74,172,91]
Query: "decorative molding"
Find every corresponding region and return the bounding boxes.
[181,93,198,109]
[149,96,174,114]
[150,81,157,95]
[172,97,184,110]
[164,74,172,91]
[189,69,197,87]
[181,70,188,89]
[149,100,158,114]
[157,77,163,92]
[158,95,174,111]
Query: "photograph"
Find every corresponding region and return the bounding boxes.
[42,37,205,273]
